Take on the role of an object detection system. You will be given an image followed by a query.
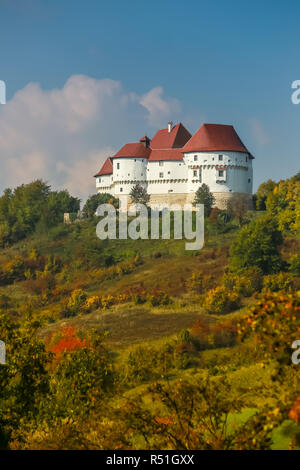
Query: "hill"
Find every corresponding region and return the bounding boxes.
[0,174,299,450]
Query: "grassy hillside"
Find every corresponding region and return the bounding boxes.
[0,176,299,450]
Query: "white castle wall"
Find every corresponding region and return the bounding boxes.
[113,157,147,197]
[96,174,114,195]
[183,150,253,195]
[96,150,253,208]
[147,160,188,195]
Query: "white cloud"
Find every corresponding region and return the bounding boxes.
[0,76,181,201]
[139,86,181,126]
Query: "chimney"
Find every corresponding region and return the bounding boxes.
[168,121,173,133]
[139,135,150,148]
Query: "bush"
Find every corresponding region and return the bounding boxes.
[93,255,143,282]
[100,295,114,309]
[132,293,147,305]
[123,339,192,385]
[186,272,214,294]
[63,289,88,317]
[262,272,294,292]
[48,224,71,241]
[147,291,171,307]
[289,255,300,277]
[239,290,300,366]
[190,317,237,350]
[83,295,101,313]
[123,344,176,384]
[223,267,263,297]
[203,286,240,314]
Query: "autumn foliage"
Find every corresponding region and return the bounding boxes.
[49,325,89,357]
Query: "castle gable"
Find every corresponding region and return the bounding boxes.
[150,123,191,149]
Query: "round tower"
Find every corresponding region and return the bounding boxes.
[183,124,254,209]
[112,138,150,199]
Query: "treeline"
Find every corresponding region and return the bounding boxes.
[0,180,80,246]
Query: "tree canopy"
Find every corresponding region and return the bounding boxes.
[82,193,119,217]
[0,180,80,246]
[129,184,150,206]
[193,184,215,217]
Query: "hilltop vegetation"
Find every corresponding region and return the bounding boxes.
[0,180,80,246]
[0,173,299,449]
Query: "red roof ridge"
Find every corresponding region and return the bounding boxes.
[94,157,113,177]
[112,141,151,159]
[183,123,253,157]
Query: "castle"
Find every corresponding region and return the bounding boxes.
[94,122,254,209]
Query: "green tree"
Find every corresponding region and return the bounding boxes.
[115,375,265,450]
[255,179,276,210]
[50,346,114,419]
[265,178,300,235]
[129,184,150,206]
[193,184,215,217]
[82,193,119,217]
[43,190,80,227]
[0,180,80,244]
[0,313,52,446]
[229,214,283,274]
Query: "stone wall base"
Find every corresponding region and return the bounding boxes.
[151,192,253,211]
[149,193,189,208]
[212,192,253,210]
[119,192,252,211]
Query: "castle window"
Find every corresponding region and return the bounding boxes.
[194,155,198,161]
[159,172,164,178]
[218,170,224,177]
[193,170,198,177]
[120,187,123,192]
[218,155,223,161]
[246,156,248,162]
[117,163,120,169]
[248,178,251,183]
[159,161,164,166]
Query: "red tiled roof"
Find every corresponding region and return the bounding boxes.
[148,149,183,161]
[183,124,253,156]
[94,123,254,175]
[112,142,151,159]
[150,123,192,149]
[94,157,113,176]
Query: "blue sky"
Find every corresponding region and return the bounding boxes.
[0,0,299,198]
